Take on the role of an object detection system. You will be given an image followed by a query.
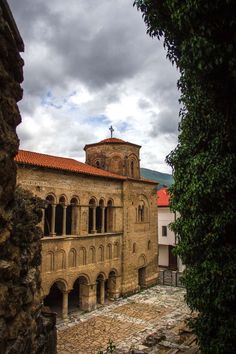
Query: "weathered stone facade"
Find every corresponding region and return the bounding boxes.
[16,138,158,319]
[0,1,56,353]
[84,138,141,178]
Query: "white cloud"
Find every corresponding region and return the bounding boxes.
[10,0,181,174]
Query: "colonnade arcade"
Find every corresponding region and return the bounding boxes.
[44,194,115,237]
[43,270,119,318]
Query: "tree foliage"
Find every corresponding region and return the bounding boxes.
[134,1,236,352]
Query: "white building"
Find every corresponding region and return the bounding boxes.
[157,187,184,272]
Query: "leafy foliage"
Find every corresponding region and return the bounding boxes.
[134,1,236,353]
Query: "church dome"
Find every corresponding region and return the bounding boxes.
[84,135,141,179]
[98,138,126,144]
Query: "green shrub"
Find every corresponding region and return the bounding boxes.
[134,1,236,353]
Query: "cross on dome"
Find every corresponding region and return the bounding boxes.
[109,125,114,138]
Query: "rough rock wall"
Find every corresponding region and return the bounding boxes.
[0,1,56,353]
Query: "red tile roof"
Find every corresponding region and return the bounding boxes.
[84,137,141,150]
[99,138,126,143]
[15,150,126,180]
[157,187,170,206]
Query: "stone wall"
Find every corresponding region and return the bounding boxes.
[85,142,141,178]
[16,163,158,315]
[0,1,56,353]
[121,180,158,294]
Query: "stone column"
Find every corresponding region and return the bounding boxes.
[81,283,97,311]
[75,205,80,235]
[71,205,75,235]
[62,205,67,236]
[109,275,121,299]
[50,204,56,236]
[62,291,69,319]
[101,207,105,233]
[114,275,121,299]
[92,207,97,233]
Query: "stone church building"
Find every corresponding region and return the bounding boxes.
[15,136,158,318]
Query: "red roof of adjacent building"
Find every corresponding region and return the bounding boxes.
[84,137,141,150]
[157,187,170,206]
[15,150,126,180]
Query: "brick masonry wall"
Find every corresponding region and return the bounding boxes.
[0,2,56,353]
[17,165,158,299]
[85,143,141,178]
[121,180,158,293]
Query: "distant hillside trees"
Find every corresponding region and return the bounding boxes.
[134,1,236,353]
[140,168,173,188]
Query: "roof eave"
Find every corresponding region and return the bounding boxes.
[84,141,141,150]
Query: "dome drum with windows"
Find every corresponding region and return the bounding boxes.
[84,137,141,179]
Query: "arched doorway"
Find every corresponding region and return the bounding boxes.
[44,280,66,317]
[138,254,147,289]
[96,274,105,305]
[138,267,146,289]
[68,276,88,313]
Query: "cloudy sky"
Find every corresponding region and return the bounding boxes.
[9,0,180,173]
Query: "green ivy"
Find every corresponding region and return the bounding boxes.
[134,1,236,353]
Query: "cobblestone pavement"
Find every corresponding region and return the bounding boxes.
[57,285,197,354]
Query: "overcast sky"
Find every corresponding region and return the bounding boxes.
[9,0,180,173]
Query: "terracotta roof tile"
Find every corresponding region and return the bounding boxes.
[15,150,126,180]
[99,137,126,143]
[157,187,170,206]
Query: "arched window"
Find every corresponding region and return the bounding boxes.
[114,242,119,258]
[88,198,96,233]
[79,247,86,266]
[106,199,113,232]
[138,201,145,222]
[56,250,66,270]
[68,248,76,267]
[55,196,66,236]
[148,240,151,250]
[106,244,112,259]
[98,245,104,262]
[44,195,56,236]
[68,197,79,235]
[45,251,54,272]
[96,199,105,233]
[133,243,136,253]
[96,160,100,168]
[88,247,96,263]
[131,160,134,177]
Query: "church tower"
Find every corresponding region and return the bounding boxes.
[84,127,141,179]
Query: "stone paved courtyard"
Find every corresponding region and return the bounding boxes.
[57,285,198,354]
